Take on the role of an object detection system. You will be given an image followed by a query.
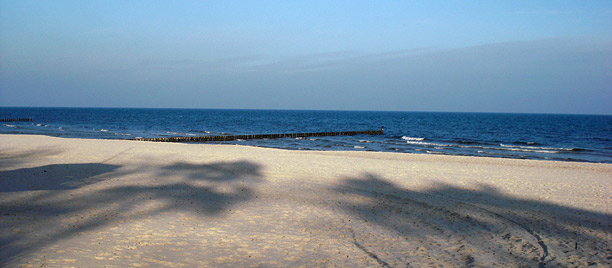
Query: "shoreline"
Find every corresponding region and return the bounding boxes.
[1,134,611,267]
[4,133,611,165]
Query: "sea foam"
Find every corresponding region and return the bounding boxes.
[402,136,425,141]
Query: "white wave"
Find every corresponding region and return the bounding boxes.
[477,150,507,156]
[401,138,566,155]
[500,144,564,153]
[535,150,559,154]
[166,131,196,136]
[505,148,559,154]
[236,139,245,141]
[354,146,365,149]
[359,140,373,143]
[406,140,451,147]
[101,129,109,132]
[501,143,534,149]
[309,138,317,141]
[295,137,304,140]
[402,136,425,141]
[457,144,490,150]
[403,140,562,155]
[3,124,16,128]
[405,141,427,145]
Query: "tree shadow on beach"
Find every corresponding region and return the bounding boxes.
[0,147,64,170]
[0,159,263,265]
[0,163,121,191]
[330,173,612,267]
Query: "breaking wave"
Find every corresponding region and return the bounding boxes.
[402,136,425,141]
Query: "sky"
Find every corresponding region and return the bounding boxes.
[1,1,611,114]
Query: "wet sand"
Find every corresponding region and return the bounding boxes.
[1,134,611,267]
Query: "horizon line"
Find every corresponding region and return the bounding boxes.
[1,106,611,116]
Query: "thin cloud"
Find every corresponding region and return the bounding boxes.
[512,9,612,15]
[138,56,268,74]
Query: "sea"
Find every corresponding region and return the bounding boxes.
[1,107,611,163]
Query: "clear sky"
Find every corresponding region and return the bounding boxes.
[1,1,611,114]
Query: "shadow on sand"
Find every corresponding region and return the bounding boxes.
[330,172,612,267]
[0,159,263,265]
[0,163,121,191]
[0,148,64,170]
[2,156,611,267]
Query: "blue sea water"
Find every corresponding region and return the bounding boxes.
[1,107,611,163]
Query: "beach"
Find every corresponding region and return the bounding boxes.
[1,134,611,267]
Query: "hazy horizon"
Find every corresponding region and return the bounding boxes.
[1,1,611,115]
[3,106,612,117]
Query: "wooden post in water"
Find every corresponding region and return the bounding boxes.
[0,118,32,122]
[131,129,384,143]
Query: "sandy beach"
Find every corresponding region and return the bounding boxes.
[1,134,610,267]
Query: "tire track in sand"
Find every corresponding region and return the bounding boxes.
[431,192,549,267]
[330,181,549,267]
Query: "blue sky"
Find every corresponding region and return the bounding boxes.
[1,1,611,114]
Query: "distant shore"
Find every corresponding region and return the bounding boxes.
[1,134,611,267]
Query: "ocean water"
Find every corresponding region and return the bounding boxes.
[1,107,611,163]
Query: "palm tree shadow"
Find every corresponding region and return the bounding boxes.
[0,160,263,266]
[158,160,262,182]
[96,160,263,215]
[331,173,612,267]
[0,147,64,170]
[0,163,121,191]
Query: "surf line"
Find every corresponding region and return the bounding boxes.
[131,127,384,143]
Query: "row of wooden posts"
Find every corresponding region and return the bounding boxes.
[0,116,384,142]
[132,128,384,143]
[0,118,32,122]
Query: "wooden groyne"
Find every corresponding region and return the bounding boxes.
[1,118,32,122]
[132,127,384,143]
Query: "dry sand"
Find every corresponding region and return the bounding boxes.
[1,134,611,267]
